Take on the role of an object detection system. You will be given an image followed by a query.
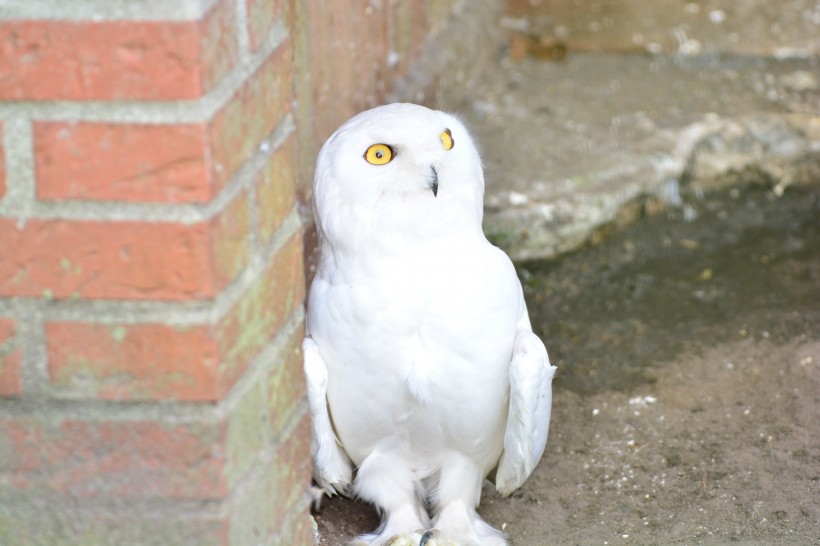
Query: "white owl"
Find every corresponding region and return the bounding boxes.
[304,103,557,546]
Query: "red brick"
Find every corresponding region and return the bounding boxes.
[0,182,252,300]
[256,137,296,246]
[505,0,534,17]
[200,0,241,92]
[358,1,389,104]
[0,0,237,101]
[0,122,5,199]
[267,332,306,437]
[269,413,312,530]
[210,189,252,287]
[0,219,214,301]
[2,506,229,546]
[227,411,312,543]
[0,363,307,500]
[0,417,228,499]
[34,122,212,203]
[0,319,22,397]
[307,1,388,144]
[277,513,315,546]
[210,37,292,192]
[46,323,220,401]
[44,230,302,401]
[247,0,284,51]
[388,0,428,78]
[33,39,292,204]
[216,231,304,391]
[307,1,357,141]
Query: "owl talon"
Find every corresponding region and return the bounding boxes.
[384,535,419,546]
[420,529,440,546]
[420,529,460,546]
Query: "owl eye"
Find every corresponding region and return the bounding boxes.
[364,143,395,165]
[440,129,454,151]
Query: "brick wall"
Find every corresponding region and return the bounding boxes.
[292,0,500,202]
[0,0,496,544]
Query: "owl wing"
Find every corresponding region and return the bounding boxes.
[303,336,353,496]
[494,320,557,496]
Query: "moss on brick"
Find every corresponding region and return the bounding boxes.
[256,138,296,246]
[210,188,252,287]
[0,506,227,546]
[228,412,311,545]
[266,332,305,437]
[216,230,304,391]
[226,375,267,484]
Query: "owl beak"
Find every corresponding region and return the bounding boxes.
[429,166,439,197]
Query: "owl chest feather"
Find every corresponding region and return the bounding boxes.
[310,231,521,387]
[310,233,520,464]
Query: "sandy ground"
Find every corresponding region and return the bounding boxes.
[479,337,819,545]
[311,185,819,545]
[314,335,819,545]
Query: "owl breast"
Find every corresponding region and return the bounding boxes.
[308,231,521,467]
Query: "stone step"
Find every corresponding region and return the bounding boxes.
[465,50,819,260]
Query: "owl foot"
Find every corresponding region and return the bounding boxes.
[431,501,508,546]
[349,530,424,546]
[420,529,461,546]
[385,533,424,546]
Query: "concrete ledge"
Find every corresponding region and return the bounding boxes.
[463,53,819,261]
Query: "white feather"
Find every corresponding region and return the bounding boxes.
[495,329,557,496]
[303,336,353,496]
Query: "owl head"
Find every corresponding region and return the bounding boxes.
[312,103,485,247]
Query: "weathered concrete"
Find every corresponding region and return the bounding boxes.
[463,52,818,260]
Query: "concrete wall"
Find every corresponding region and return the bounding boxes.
[0,0,500,544]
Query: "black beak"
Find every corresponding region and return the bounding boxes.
[429,166,439,197]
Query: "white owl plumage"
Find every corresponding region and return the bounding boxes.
[304,103,556,546]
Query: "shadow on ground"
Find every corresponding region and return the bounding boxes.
[522,183,820,394]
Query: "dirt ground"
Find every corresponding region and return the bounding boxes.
[476,336,819,545]
[312,184,819,545]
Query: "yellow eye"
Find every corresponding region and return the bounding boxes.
[440,129,454,151]
[364,143,394,165]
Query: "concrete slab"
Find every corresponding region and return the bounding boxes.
[463,52,819,260]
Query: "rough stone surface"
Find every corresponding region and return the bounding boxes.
[461,52,819,260]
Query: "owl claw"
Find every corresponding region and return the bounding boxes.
[384,535,419,546]
[420,529,460,546]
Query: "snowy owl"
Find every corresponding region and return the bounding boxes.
[304,103,557,546]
